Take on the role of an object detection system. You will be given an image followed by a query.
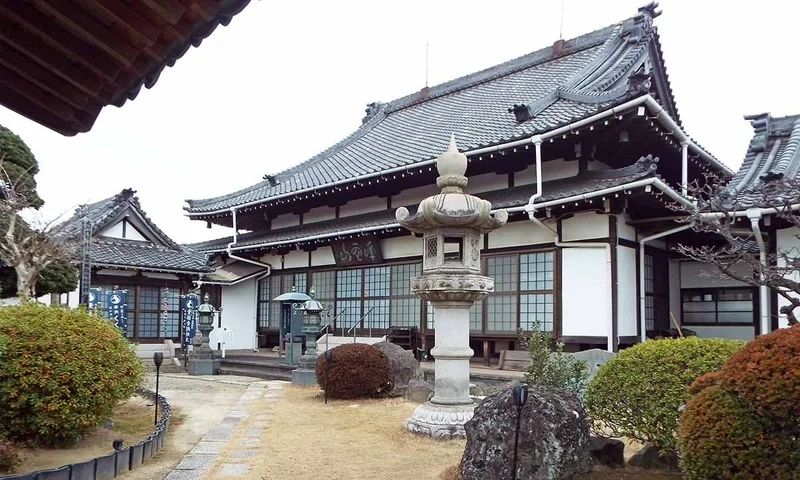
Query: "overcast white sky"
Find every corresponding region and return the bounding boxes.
[1,0,799,244]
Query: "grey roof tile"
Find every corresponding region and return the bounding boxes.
[56,189,210,273]
[186,8,668,214]
[720,113,800,208]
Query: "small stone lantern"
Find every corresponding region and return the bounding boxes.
[396,135,507,439]
[188,293,217,376]
[290,287,327,385]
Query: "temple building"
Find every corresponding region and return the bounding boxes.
[55,188,210,343]
[185,4,773,358]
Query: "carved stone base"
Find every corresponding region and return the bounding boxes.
[406,401,475,439]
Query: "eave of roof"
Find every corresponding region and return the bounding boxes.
[0,0,252,136]
[190,155,663,254]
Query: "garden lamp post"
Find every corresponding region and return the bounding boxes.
[153,352,164,425]
[290,287,327,385]
[512,384,529,480]
[188,293,216,376]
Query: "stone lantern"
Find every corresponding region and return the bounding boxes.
[290,287,328,385]
[188,293,217,376]
[396,135,507,438]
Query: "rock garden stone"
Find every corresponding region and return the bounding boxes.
[460,386,592,480]
[627,445,680,471]
[373,342,423,397]
[589,436,625,468]
[403,379,433,403]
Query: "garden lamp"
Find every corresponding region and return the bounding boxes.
[153,352,164,426]
[512,384,529,480]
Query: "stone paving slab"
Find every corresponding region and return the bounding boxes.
[229,449,257,459]
[166,380,275,479]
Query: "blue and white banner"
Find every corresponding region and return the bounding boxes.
[106,289,128,336]
[88,288,102,310]
[180,293,199,348]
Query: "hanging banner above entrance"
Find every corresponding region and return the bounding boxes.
[106,289,128,336]
[331,236,383,267]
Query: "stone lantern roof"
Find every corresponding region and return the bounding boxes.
[396,135,508,232]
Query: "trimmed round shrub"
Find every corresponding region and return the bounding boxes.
[315,343,391,399]
[583,337,744,454]
[716,324,800,425]
[677,325,800,479]
[0,437,20,474]
[0,303,143,446]
[678,385,800,480]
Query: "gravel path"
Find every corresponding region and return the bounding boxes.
[116,373,261,480]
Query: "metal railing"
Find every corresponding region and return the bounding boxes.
[320,308,347,355]
[347,307,375,343]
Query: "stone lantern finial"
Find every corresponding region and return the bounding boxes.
[436,134,469,193]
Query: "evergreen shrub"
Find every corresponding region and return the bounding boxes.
[0,437,20,474]
[315,343,391,399]
[0,303,143,446]
[583,337,743,454]
[677,325,800,479]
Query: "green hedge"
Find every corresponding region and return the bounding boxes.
[0,303,143,446]
[583,337,744,454]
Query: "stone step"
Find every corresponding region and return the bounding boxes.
[316,334,387,354]
[218,365,292,381]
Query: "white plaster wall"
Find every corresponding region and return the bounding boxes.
[382,235,421,260]
[125,224,148,241]
[281,250,308,270]
[687,326,755,341]
[680,261,751,288]
[257,252,283,268]
[466,172,507,195]
[311,246,336,267]
[515,158,577,186]
[561,247,610,337]
[562,212,609,241]
[617,246,637,336]
[776,227,800,328]
[617,213,637,241]
[488,220,553,249]
[340,197,383,218]
[100,221,125,238]
[271,213,300,230]
[219,279,257,350]
[304,206,336,224]
[393,184,439,207]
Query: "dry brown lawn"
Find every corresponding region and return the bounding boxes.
[252,385,465,480]
[17,395,171,473]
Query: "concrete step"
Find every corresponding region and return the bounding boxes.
[218,365,292,381]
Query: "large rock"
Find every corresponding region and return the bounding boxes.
[373,342,423,397]
[460,386,592,480]
[627,445,680,471]
[589,436,625,468]
[404,379,434,403]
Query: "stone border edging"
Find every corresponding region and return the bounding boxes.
[0,387,171,480]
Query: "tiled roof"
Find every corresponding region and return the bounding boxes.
[718,113,800,208]
[90,240,210,274]
[56,188,210,273]
[190,155,659,253]
[186,4,669,214]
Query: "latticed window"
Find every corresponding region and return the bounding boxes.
[390,263,421,327]
[364,266,390,330]
[645,254,655,330]
[92,285,181,341]
[312,270,336,328]
[257,277,270,328]
[336,269,363,330]
[520,252,555,332]
[486,255,519,332]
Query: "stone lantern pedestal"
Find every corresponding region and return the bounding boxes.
[396,135,507,439]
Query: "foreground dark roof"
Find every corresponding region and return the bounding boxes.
[58,188,209,274]
[720,113,800,208]
[0,0,252,136]
[186,4,675,215]
[190,156,660,253]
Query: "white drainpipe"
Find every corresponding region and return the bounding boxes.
[680,142,689,196]
[746,209,771,335]
[225,208,273,273]
[638,224,694,342]
[529,216,614,352]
